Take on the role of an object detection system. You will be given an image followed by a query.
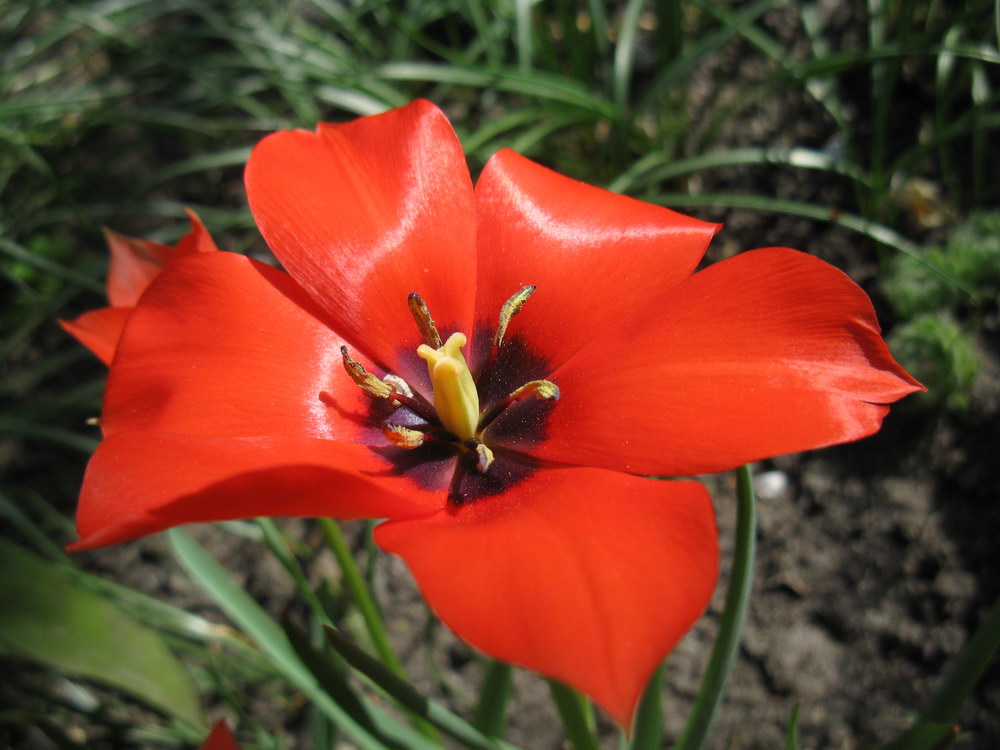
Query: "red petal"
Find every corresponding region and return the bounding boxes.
[175,208,221,257]
[375,470,717,728]
[199,721,241,750]
[59,307,133,366]
[533,248,923,475]
[474,150,719,366]
[105,230,173,307]
[102,251,372,442]
[245,100,476,379]
[72,433,440,550]
[104,211,218,307]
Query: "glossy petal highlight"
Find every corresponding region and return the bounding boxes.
[245,99,477,380]
[375,470,717,728]
[474,149,719,367]
[536,248,924,475]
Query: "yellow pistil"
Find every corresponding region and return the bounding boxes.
[417,332,480,442]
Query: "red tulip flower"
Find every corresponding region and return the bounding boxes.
[69,100,921,727]
[60,209,218,365]
[198,721,241,750]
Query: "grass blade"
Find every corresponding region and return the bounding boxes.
[323,625,520,750]
[629,663,664,750]
[168,528,407,750]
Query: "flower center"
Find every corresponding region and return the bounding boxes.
[338,286,559,501]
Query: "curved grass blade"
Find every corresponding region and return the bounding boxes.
[607,147,871,194]
[323,625,521,750]
[883,593,1000,750]
[282,617,411,750]
[374,62,615,116]
[168,528,431,750]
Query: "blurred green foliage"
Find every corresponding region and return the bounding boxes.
[881,212,999,409]
[882,213,1000,318]
[889,312,981,410]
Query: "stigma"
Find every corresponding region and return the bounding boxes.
[417,332,479,442]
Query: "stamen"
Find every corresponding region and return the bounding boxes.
[508,379,560,402]
[474,442,495,473]
[478,379,560,432]
[383,424,432,449]
[494,285,536,347]
[383,374,413,399]
[341,346,395,400]
[408,292,443,349]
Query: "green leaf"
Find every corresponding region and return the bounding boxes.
[0,538,204,727]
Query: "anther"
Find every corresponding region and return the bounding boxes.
[408,292,443,349]
[475,442,495,473]
[383,374,413,399]
[383,424,432,449]
[477,379,560,432]
[494,285,536,347]
[341,346,395,400]
[508,379,560,402]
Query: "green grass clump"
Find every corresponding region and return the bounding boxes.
[881,212,1000,409]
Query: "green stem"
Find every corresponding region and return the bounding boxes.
[548,680,601,750]
[674,465,757,750]
[474,660,514,737]
[630,663,664,750]
[319,519,442,744]
[256,518,331,627]
[318,518,406,678]
[920,593,1000,722]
